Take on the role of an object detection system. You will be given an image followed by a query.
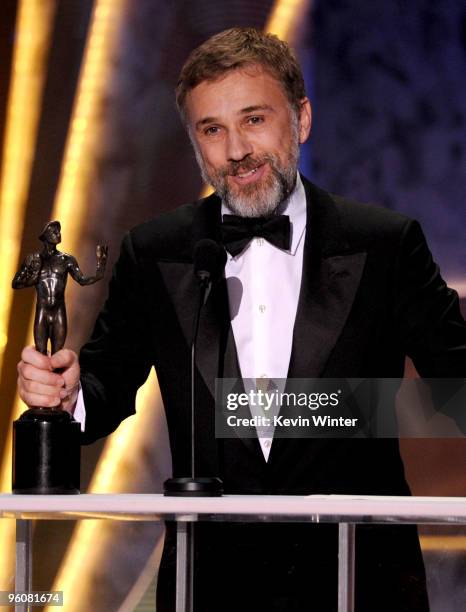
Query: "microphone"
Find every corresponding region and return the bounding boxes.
[164,239,226,498]
[193,238,227,296]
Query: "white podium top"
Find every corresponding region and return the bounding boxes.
[1,493,466,523]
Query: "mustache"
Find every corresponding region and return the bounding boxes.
[218,154,277,178]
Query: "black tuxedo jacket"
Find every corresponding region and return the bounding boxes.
[80,177,466,611]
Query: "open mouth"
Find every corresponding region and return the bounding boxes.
[230,163,266,185]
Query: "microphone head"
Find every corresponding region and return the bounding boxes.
[193,239,227,284]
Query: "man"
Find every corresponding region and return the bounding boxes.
[17,28,466,611]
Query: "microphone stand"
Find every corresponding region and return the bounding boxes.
[191,274,206,482]
[164,268,223,612]
[164,270,223,496]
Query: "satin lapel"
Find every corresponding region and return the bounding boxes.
[268,179,367,467]
[157,194,228,400]
[159,261,231,401]
[288,179,367,378]
[287,252,367,378]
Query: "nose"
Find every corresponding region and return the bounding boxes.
[226,129,253,162]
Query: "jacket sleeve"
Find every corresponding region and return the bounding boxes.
[393,220,466,428]
[79,231,154,444]
[394,219,466,377]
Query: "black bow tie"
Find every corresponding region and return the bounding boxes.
[221,214,291,256]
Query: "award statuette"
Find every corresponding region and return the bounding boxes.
[11,221,107,494]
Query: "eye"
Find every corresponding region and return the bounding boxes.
[247,116,264,125]
[204,125,221,136]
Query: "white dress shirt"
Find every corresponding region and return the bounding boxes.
[74,174,307,462]
[223,174,306,460]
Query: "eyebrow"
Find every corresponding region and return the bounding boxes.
[195,104,275,130]
[240,104,274,114]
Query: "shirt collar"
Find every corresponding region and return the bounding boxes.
[220,172,307,256]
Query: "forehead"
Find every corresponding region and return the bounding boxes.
[185,66,290,124]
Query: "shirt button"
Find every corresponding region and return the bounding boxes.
[259,304,266,313]
[264,440,271,448]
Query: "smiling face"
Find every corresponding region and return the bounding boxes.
[185,65,311,217]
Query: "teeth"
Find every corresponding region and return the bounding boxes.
[237,168,258,178]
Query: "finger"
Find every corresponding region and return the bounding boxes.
[60,384,79,402]
[22,379,64,397]
[21,345,52,370]
[61,368,80,390]
[18,362,64,386]
[19,390,61,408]
[50,348,78,370]
[50,350,80,389]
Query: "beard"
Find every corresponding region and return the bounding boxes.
[193,117,300,218]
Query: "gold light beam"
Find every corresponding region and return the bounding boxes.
[0,0,56,380]
[266,0,312,40]
[0,0,57,591]
[52,0,126,251]
[420,535,466,551]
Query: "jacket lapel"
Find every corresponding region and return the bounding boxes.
[157,193,229,400]
[268,179,367,467]
[287,179,367,379]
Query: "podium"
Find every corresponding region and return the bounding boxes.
[2,493,466,612]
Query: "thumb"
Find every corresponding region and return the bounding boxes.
[50,348,78,370]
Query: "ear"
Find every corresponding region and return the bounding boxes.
[298,97,312,144]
